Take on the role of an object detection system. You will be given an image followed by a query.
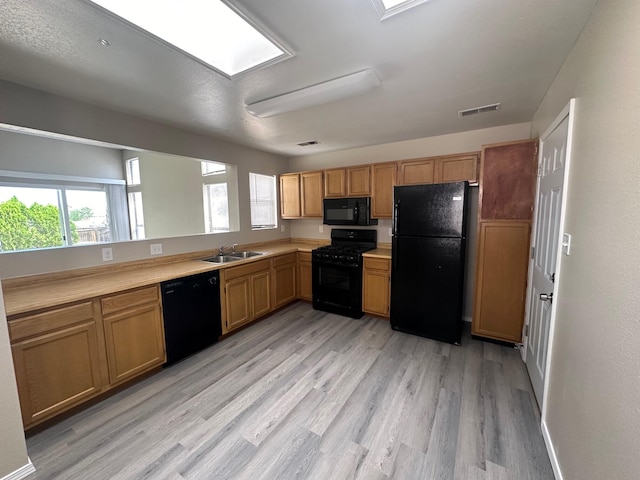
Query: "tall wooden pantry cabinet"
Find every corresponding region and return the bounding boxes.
[472,139,538,343]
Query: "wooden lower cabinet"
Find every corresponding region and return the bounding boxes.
[101,286,165,386]
[272,253,297,308]
[222,259,271,333]
[472,221,531,342]
[297,252,313,301]
[9,300,106,427]
[362,257,391,318]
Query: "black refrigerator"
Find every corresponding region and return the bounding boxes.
[390,181,469,344]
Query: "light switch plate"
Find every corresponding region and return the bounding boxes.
[281,224,285,232]
[150,243,163,255]
[562,233,572,255]
[319,225,323,233]
[102,247,113,262]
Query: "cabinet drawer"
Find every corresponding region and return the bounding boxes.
[297,251,312,262]
[363,257,390,271]
[224,259,271,281]
[101,286,159,315]
[9,301,95,341]
[272,252,297,267]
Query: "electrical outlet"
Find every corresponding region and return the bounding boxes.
[281,224,285,232]
[150,243,163,255]
[388,228,393,236]
[102,247,113,262]
[319,225,323,233]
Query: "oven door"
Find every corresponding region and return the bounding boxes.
[312,259,363,318]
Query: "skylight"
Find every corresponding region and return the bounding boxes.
[371,0,431,20]
[88,0,292,77]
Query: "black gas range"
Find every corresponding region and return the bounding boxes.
[312,229,377,318]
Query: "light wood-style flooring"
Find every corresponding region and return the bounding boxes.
[26,302,554,479]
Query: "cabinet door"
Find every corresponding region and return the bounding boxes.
[251,271,272,318]
[435,153,479,184]
[225,276,251,331]
[347,166,371,196]
[273,257,297,308]
[472,221,531,342]
[280,173,301,218]
[11,321,104,426]
[297,252,313,301]
[300,171,323,217]
[362,258,391,317]
[480,140,538,220]
[398,158,435,185]
[324,169,347,197]
[102,303,165,385]
[371,163,397,218]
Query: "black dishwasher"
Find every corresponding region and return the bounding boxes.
[161,271,222,365]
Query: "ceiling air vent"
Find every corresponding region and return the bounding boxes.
[458,103,501,117]
[297,140,319,146]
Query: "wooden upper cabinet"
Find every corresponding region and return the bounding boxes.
[279,173,301,218]
[324,168,347,197]
[300,171,323,217]
[324,166,370,197]
[435,153,479,184]
[371,162,397,218]
[398,157,435,185]
[347,166,371,196]
[279,171,323,218]
[479,140,538,220]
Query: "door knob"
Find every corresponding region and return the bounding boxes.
[539,293,553,303]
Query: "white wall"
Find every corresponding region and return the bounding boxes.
[0,281,31,478]
[288,123,531,319]
[0,128,124,179]
[0,80,290,279]
[134,151,209,239]
[530,0,640,478]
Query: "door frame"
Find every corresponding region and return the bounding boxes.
[522,98,576,418]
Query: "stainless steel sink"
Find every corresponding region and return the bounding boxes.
[202,255,242,263]
[229,251,264,258]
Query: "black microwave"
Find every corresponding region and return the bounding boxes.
[323,197,377,226]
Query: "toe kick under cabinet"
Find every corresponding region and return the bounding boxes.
[8,285,165,429]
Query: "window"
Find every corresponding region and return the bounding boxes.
[249,173,277,230]
[88,0,292,77]
[0,178,129,253]
[202,161,238,233]
[125,157,145,239]
[127,191,145,240]
[370,0,431,19]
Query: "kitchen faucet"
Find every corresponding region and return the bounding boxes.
[219,244,238,256]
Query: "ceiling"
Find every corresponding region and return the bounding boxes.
[0,0,598,157]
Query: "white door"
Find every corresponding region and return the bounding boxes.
[525,100,574,406]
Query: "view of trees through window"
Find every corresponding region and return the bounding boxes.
[0,185,111,253]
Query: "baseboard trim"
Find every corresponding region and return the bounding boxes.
[541,420,563,480]
[1,459,35,480]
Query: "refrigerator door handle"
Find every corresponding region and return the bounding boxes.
[393,200,399,235]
